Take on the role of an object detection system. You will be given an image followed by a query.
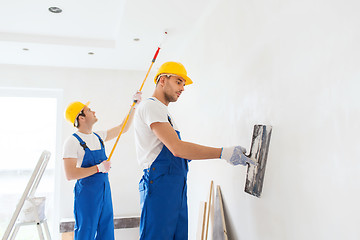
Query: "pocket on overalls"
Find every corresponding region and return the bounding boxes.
[139,177,149,208]
[148,168,168,196]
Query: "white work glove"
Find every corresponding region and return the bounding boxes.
[220,146,256,166]
[133,91,142,105]
[96,160,111,173]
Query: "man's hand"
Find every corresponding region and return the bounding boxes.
[133,91,142,104]
[96,160,111,173]
[220,146,256,166]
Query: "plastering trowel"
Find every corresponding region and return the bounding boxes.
[244,125,272,197]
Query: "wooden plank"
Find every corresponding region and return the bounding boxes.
[196,201,207,240]
[61,232,74,240]
[205,180,214,240]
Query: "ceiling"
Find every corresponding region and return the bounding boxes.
[0,0,219,71]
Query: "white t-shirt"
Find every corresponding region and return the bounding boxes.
[63,131,107,167]
[134,97,179,169]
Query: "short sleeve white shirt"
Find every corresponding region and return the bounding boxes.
[134,97,178,169]
[63,131,107,167]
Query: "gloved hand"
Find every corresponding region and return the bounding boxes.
[220,146,256,166]
[96,160,111,173]
[133,91,142,105]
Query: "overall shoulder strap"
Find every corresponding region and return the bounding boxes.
[93,132,105,148]
[167,115,173,127]
[72,133,88,150]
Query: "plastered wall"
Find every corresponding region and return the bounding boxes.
[175,0,360,239]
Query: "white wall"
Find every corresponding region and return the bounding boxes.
[1,0,359,239]
[172,0,359,239]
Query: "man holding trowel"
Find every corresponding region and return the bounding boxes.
[134,61,255,239]
[62,92,141,240]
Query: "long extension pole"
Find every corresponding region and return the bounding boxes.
[107,32,168,161]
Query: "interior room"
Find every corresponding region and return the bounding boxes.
[1,0,359,239]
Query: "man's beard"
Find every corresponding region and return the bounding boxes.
[164,91,178,103]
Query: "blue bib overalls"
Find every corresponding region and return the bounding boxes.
[139,128,189,240]
[72,132,114,240]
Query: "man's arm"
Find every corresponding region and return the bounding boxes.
[105,105,136,141]
[106,92,142,141]
[63,158,98,180]
[63,158,111,180]
[150,122,222,160]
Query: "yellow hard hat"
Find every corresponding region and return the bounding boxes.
[154,62,193,85]
[65,101,90,125]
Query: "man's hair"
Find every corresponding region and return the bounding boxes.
[74,110,86,128]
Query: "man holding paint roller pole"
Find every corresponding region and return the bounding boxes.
[62,92,141,240]
[134,61,255,239]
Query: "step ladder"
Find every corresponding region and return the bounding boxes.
[2,150,52,240]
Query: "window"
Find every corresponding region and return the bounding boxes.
[0,88,62,239]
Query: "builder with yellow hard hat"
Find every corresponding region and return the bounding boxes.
[63,92,141,240]
[134,61,255,239]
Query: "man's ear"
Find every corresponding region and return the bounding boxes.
[158,76,166,86]
[78,115,85,122]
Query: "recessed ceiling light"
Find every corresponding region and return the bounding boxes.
[133,38,140,41]
[49,7,62,13]
[88,52,95,55]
